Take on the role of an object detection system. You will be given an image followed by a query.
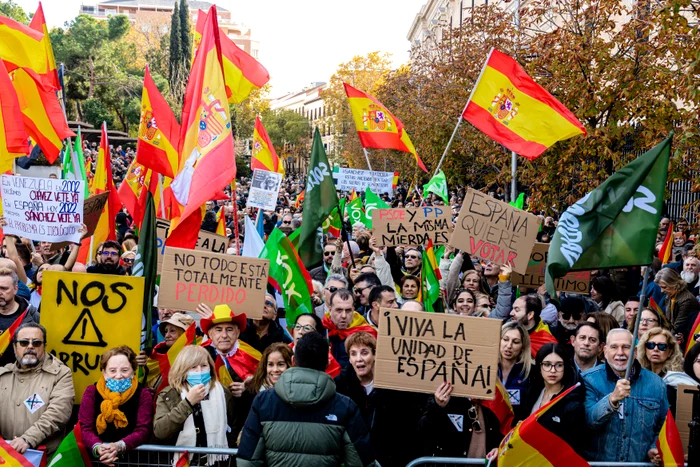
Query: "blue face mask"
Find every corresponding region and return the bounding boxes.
[187,370,211,387]
[106,377,133,394]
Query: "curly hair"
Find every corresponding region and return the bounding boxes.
[637,327,683,375]
[249,343,294,395]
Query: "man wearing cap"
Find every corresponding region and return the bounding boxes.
[239,293,292,353]
[200,303,261,442]
[143,313,197,393]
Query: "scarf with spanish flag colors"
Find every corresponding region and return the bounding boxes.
[322,311,378,340]
[656,409,684,467]
[497,383,588,466]
[0,309,27,357]
[528,319,558,357]
[213,340,261,386]
[145,323,200,393]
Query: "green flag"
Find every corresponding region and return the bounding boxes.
[323,206,343,238]
[509,192,524,210]
[423,170,449,204]
[346,196,371,228]
[260,228,314,327]
[364,187,390,228]
[545,134,672,298]
[132,191,157,351]
[297,128,339,267]
[48,425,90,466]
[62,129,89,198]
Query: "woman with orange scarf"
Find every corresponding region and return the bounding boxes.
[78,346,154,466]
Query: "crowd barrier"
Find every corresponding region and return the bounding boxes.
[405,458,685,467]
[91,445,238,467]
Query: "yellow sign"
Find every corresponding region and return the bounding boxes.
[42,272,144,402]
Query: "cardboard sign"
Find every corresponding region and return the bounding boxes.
[677,384,696,455]
[450,188,539,274]
[1,175,85,243]
[247,169,282,211]
[159,247,269,319]
[511,243,591,293]
[333,167,397,194]
[43,271,144,403]
[374,309,501,399]
[51,192,110,251]
[373,207,453,247]
[156,218,229,273]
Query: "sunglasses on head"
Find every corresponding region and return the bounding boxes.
[645,342,669,351]
[15,339,44,348]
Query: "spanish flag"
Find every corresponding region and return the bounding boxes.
[29,2,60,91]
[0,309,27,357]
[146,323,200,394]
[658,222,674,265]
[497,383,588,466]
[343,82,428,172]
[135,65,180,178]
[194,9,270,104]
[0,60,28,164]
[0,438,33,467]
[215,208,226,236]
[0,14,48,81]
[167,6,236,249]
[480,379,514,436]
[529,319,558,357]
[656,409,685,467]
[462,49,586,160]
[118,159,158,229]
[294,189,305,209]
[92,122,122,244]
[213,340,261,382]
[252,116,284,175]
[686,313,700,355]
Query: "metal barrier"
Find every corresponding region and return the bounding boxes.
[405,458,686,467]
[91,445,238,467]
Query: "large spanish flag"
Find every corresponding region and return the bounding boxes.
[529,319,558,357]
[462,49,586,160]
[167,5,235,249]
[344,82,428,172]
[194,9,270,104]
[29,2,60,91]
[0,60,28,164]
[498,383,588,466]
[118,159,158,229]
[92,122,121,244]
[0,14,48,81]
[135,66,180,178]
[252,116,284,175]
[656,409,685,467]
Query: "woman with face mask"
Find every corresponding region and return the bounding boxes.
[154,346,235,466]
[78,346,154,466]
[248,343,293,395]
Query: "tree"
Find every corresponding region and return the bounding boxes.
[168,1,181,87]
[0,0,28,22]
[179,0,191,74]
[83,98,114,128]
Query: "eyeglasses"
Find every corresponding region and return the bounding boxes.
[323,251,335,256]
[265,301,276,308]
[15,339,45,348]
[123,258,134,264]
[640,318,659,325]
[294,324,315,333]
[325,286,339,293]
[101,251,119,257]
[645,342,669,351]
[282,221,291,225]
[405,255,420,260]
[467,406,483,433]
[354,285,370,294]
[541,362,565,372]
[561,311,582,320]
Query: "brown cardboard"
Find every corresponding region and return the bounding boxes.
[449,188,539,274]
[677,384,696,455]
[156,218,229,273]
[374,308,501,399]
[511,243,591,293]
[158,247,269,319]
[372,207,453,247]
[50,192,110,250]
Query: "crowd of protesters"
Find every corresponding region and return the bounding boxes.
[0,169,699,467]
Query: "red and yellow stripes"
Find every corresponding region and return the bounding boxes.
[656,409,685,466]
[92,123,121,244]
[463,49,586,160]
[28,2,59,91]
[529,320,558,357]
[480,379,514,435]
[0,309,27,357]
[344,82,428,172]
[0,437,33,467]
[0,60,28,164]
[658,222,674,265]
[252,116,284,176]
[0,14,47,79]
[425,240,442,281]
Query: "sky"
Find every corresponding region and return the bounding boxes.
[16,0,427,97]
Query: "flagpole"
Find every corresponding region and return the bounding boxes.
[626,265,652,380]
[511,0,521,203]
[362,148,377,189]
[158,174,166,218]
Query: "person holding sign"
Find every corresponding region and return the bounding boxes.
[78,346,154,466]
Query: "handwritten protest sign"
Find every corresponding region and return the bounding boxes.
[43,271,144,403]
[51,192,110,251]
[677,384,695,456]
[156,218,229,273]
[247,169,282,211]
[1,175,85,243]
[159,247,269,319]
[332,167,397,194]
[450,188,539,274]
[511,243,591,293]
[373,207,453,247]
[375,309,501,399]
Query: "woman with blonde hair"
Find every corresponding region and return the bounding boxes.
[655,268,700,342]
[637,327,683,377]
[249,343,293,395]
[498,322,533,409]
[154,346,235,465]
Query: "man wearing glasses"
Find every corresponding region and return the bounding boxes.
[309,242,337,284]
[240,293,292,353]
[86,240,126,275]
[0,323,74,456]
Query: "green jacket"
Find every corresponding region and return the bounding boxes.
[237,367,375,467]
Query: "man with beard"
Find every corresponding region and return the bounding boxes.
[552,295,586,346]
[681,256,700,297]
[0,323,74,455]
[510,294,558,356]
[0,268,39,367]
[86,240,126,275]
[571,322,604,373]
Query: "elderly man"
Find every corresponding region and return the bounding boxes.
[0,323,74,455]
[319,274,349,316]
[322,289,377,368]
[240,293,292,353]
[681,256,700,297]
[0,268,39,367]
[583,329,668,463]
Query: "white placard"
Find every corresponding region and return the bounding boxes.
[1,175,85,243]
[332,167,396,195]
[247,169,282,211]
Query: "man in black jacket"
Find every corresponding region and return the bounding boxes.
[239,293,292,353]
